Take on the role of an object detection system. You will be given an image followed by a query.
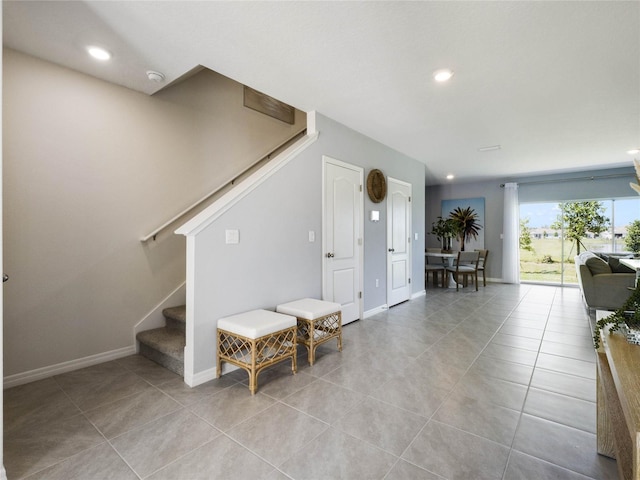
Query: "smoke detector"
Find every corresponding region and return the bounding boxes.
[146,71,165,83]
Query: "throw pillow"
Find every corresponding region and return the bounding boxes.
[585,256,612,275]
[609,257,635,273]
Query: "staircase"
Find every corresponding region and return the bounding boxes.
[137,305,186,376]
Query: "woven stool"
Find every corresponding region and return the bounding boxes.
[276,298,342,366]
[217,309,297,394]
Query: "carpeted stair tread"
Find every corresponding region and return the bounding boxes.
[137,327,185,360]
[162,305,186,325]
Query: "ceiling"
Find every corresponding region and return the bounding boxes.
[3,1,639,185]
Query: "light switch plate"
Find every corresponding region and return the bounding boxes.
[225,229,239,244]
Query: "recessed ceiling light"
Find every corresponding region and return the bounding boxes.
[433,69,454,83]
[446,174,455,180]
[87,46,111,61]
[627,149,640,155]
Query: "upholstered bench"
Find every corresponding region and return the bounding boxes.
[216,309,297,394]
[276,298,342,366]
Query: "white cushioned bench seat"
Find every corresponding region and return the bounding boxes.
[216,309,297,394]
[276,298,342,366]
[217,309,296,338]
[275,298,341,319]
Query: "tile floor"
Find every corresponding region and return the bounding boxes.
[4,283,619,479]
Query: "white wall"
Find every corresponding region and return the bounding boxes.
[186,113,426,376]
[2,49,305,377]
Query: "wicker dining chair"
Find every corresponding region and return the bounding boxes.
[446,250,480,291]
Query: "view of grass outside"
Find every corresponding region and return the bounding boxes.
[519,198,640,284]
[519,237,614,284]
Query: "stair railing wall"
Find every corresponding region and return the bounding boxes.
[141,128,307,242]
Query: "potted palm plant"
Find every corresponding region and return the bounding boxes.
[449,206,483,251]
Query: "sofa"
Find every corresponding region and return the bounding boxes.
[575,251,636,311]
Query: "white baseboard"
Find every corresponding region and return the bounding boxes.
[411,290,426,299]
[364,304,388,319]
[184,362,239,387]
[4,345,136,389]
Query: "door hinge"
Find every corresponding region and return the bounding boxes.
[359,291,362,299]
[360,185,363,192]
[409,196,411,202]
[358,238,363,246]
[408,237,411,243]
[408,278,411,284]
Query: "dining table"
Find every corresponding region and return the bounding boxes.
[426,252,461,289]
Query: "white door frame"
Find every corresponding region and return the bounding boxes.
[322,156,364,322]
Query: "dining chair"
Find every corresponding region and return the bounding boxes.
[475,249,489,286]
[446,250,480,291]
[425,248,445,288]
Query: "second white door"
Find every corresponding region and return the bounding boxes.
[387,177,412,307]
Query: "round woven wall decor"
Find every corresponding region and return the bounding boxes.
[366,169,387,203]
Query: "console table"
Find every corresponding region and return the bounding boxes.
[596,310,640,480]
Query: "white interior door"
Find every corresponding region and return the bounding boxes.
[387,177,412,307]
[323,157,363,324]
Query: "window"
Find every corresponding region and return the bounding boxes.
[519,197,640,284]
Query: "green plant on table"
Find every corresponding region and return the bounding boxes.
[593,283,640,349]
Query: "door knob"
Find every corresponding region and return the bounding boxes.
[388,248,395,252]
[326,252,335,258]
[3,274,8,283]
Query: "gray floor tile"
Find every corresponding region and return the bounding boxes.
[280,427,397,479]
[384,460,444,480]
[111,408,219,477]
[155,374,237,406]
[523,387,596,434]
[188,383,276,431]
[540,340,596,363]
[480,343,539,366]
[334,396,427,455]
[84,388,182,439]
[433,392,521,446]
[282,378,364,424]
[512,414,618,479]
[253,362,318,399]
[468,355,534,385]
[23,443,137,480]
[147,435,277,479]
[535,352,596,379]
[530,368,596,402]
[402,420,510,480]
[369,370,452,418]
[55,367,153,411]
[490,333,542,352]
[504,450,596,480]
[322,361,397,396]
[4,377,80,433]
[453,372,528,411]
[5,414,105,479]
[227,402,328,466]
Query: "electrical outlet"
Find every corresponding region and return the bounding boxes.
[375,279,379,287]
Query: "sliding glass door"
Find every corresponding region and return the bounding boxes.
[519,197,640,285]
